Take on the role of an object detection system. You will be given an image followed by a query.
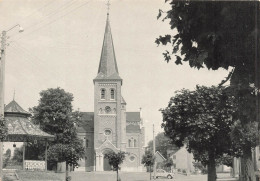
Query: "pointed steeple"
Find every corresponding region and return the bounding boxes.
[94,13,122,82]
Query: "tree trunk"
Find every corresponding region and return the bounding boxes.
[117,168,119,181]
[150,165,152,180]
[65,162,69,181]
[240,147,255,181]
[207,151,217,181]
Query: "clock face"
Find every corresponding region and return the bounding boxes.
[105,106,111,113]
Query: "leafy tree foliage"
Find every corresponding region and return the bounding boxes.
[30,88,85,179]
[25,141,45,160]
[217,154,233,168]
[12,146,23,163]
[147,132,176,159]
[161,85,237,181]
[0,117,7,141]
[193,162,207,174]
[3,149,11,168]
[156,1,258,72]
[104,151,126,181]
[141,150,155,180]
[156,2,259,181]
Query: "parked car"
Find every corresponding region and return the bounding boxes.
[155,169,174,179]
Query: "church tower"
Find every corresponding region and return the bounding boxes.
[93,13,127,171]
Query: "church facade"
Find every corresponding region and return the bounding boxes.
[76,13,145,172]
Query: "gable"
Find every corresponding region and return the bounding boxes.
[96,139,119,153]
[155,151,166,163]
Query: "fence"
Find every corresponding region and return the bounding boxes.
[24,160,45,171]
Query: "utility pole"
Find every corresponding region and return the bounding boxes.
[0,24,23,181]
[0,30,6,181]
[153,124,156,180]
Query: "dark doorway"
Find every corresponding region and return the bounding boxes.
[103,156,112,171]
[102,149,113,171]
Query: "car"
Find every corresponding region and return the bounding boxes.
[155,169,174,179]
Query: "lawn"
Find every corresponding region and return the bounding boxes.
[14,170,235,181]
[16,170,62,181]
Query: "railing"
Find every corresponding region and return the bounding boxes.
[24,160,45,171]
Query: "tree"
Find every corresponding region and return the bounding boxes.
[0,117,7,141]
[30,88,85,180]
[3,149,11,168]
[12,146,23,164]
[104,151,126,181]
[161,85,237,181]
[147,132,175,159]
[193,162,207,174]
[156,2,259,181]
[24,141,46,161]
[141,150,155,180]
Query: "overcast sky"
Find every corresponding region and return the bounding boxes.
[0,0,229,149]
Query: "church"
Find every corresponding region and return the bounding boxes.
[75,12,145,172]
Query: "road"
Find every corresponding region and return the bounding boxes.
[55,171,209,181]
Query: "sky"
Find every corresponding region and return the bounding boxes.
[0,0,229,151]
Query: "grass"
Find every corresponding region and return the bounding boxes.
[16,170,62,181]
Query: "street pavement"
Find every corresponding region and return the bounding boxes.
[56,171,209,181]
[55,171,236,181]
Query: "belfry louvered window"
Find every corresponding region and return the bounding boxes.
[101,89,106,99]
[128,139,131,147]
[110,89,115,100]
[86,139,89,148]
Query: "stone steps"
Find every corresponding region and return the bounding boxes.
[3,170,19,181]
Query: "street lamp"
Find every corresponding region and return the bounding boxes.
[6,24,24,33]
[0,23,24,181]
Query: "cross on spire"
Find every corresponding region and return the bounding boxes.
[13,89,15,100]
[106,0,111,15]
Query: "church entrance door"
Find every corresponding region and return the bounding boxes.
[103,157,112,171]
[102,149,113,171]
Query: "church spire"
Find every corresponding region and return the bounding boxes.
[94,2,122,82]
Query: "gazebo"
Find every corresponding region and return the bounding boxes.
[3,99,54,171]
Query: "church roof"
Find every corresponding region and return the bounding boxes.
[126,112,141,122]
[126,112,141,133]
[4,100,31,117]
[94,14,122,82]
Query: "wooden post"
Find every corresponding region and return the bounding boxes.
[45,141,48,172]
[22,142,25,170]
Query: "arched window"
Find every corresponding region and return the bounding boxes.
[86,139,89,148]
[110,89,115,100]
[101,89,106,99]
[134,139,137,147]
[128,139,131,147]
